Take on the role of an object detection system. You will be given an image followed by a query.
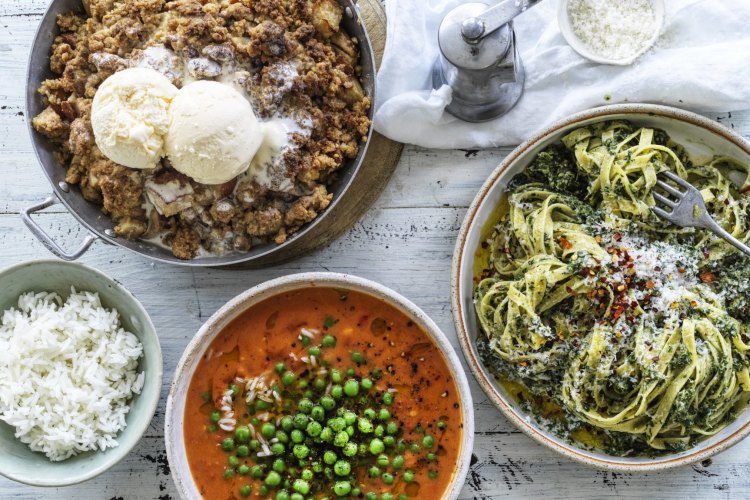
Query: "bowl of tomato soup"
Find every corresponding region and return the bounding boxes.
[166,273,474,499]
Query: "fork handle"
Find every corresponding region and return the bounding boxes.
[703,218,750,257]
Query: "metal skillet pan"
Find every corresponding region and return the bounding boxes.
[22,0,376,267]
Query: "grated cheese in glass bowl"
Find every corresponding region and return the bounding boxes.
[558,0,665,65]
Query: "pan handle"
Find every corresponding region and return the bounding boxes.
[21,195,99,261]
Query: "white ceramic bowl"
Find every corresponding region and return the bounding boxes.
[166,272,475,499]
[558,0,665,65]
[0,260,163,486]
[452,103,750,471]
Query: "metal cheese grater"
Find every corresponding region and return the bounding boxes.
[432,0,544,122]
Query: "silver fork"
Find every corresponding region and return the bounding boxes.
[652,171,750,257]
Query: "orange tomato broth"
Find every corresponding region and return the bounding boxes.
[184,287,464,499]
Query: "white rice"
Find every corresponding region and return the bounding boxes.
[0,290,144,461]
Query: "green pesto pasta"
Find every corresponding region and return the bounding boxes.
[475,120,750,454]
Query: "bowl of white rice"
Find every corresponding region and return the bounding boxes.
[0,260,162,486]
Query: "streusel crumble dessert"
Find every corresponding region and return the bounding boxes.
[32,0,371,259]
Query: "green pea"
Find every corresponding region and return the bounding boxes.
[437,420,447,429]
[334,431,349,447]
[238,464,250,475]
[207,424,217,433]
[403,470,415,482]
[230,384,239,396]
[275,430,289,443]
[275,362,285,374]
[358,417,374,433]
[346,425,355,437]
[399,495,408,500]
[298,399,313,414]
[260,485,269,496]
[236,445,249,457]
[324,450,337,464]
[298,380,308,390]
[228,455,239,466]
[386,422,398,435]
[343,411,357,425]
[251,465,264,478]
[333,481,351,496]
[240,485,252,497]
[352,488,362,497]
[396,439,407,452]
[376,454,389,467]
[312,462,323,473]
[273,458,286,473]
[261,423,276,439]
[346,367,356,377]
[369,438,384,454]
[255,399,271,411]
[374,425,384,437]
[392,455,405,469]
[364,408,376,419]
[293,444,310,459]
[313,378,326,390]
[290,494,302,500]
[222,438,235,451]
[271,443,285,455]
[322,335,337,347]
[410,443,420,453]
[371,368,383,379]
[342,442,358,457]
[320,426,333,442]
[351,351,365,364]
[331,385,343,400]
[282,371,296,386]
[223,468,234,480]
[311,405,325,422]
[383,392,394,405]
[309,346,321,357]
[281,416,293,432]
[320,395,336,410]
[210,411,221,423]
[330,369,343,383]
[382,473,395,485]
[301,468,313,480]
[329,417,346,432]
[384,436,395,447]
[382,493,394,500]
[276,492,290,500]
[378,408,390,421]
[291,429,305,443]
[428,470,438,480]
[361,378,373,390]
[344,379,359,397]
[334,460,351,476]
[293,413,308,429]
[265,471,282,486]
[423,435,435,448]
[306,421,323,437]
[235,426,250,443]
[368,465,381,478]
[427,452,437,461]
[366,493,378,500]
[293,479,310,494]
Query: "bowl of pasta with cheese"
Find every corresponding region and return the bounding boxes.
[452,103,750,471]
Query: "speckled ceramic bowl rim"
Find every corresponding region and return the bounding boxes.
[166,272,475,499]
[557,0,665,66]
[0,259,163,486]
[451,103,750,472]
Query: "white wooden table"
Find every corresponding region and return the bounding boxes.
[2,1,750,498]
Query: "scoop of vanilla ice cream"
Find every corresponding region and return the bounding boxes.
[91,68,178,170]
[165,81,264,185]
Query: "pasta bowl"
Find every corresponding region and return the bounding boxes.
[452,103,750,471]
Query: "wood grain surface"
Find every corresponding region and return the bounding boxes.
[2,1,750,499]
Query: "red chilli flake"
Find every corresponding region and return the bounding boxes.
[559,237,573,250]
[613,233,622,242]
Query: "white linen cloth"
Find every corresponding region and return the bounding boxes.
[373,0,750,149]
